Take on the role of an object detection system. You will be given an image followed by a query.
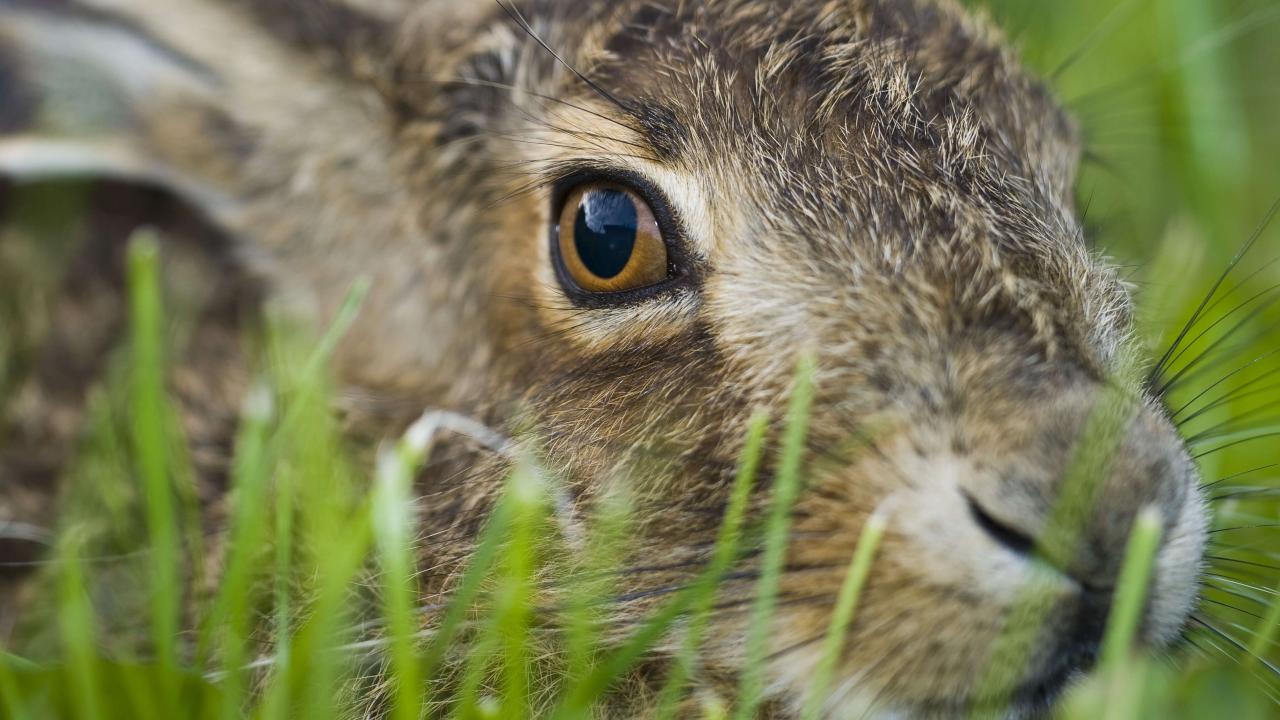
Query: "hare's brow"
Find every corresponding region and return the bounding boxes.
[620,102,687,161]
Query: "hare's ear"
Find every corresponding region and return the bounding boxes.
[0,2,250,221]
[0,0,404,232]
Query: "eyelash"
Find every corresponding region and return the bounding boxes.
[547,167,700,308]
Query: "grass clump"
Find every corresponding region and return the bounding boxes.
[0,239,1274,720]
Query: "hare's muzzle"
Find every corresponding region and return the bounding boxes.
[772,371,1209,716]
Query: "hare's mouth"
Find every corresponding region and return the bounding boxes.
[800,565,1115,719]
[998,593,1110,712]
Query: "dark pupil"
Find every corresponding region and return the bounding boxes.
[574,189,637,279]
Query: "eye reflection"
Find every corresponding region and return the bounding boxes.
[574,189,638,280]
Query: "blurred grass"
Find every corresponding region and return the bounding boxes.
[2,0,1280,717]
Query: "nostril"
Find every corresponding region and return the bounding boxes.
[965,493,1036,557]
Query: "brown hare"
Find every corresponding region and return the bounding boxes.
[0,0,1216,717]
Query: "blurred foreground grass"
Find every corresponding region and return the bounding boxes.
[2,0,1280,717]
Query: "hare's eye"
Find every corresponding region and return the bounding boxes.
[555,183,668,294]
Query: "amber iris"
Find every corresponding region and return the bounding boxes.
[556,182,667,293]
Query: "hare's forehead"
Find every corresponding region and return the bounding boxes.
[514,0,1080,217]
[512,90,1021,268]
[511,52,1075,258]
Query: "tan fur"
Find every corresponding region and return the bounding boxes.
[0,1,1209,716]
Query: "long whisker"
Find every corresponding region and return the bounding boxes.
[1159,313,1280,400]
[1190,616,1280,682]
[1194,430,1280,460]
[1050,0,1144,80]
[428,76,642,137]
[1202,581,1275,611]
[1208,524,1280,534]
[1203,463,1280,490]
[1158,283,1280,394]
[1207,554,1280,574]
[1146,197,1280,390]
[1177,376,1280,428]
[1200,597,1265,621]
[1186,415,1280,447]
[1167,330,1280,399]
[1203,574,1280,603]
[1169,346,1280,422]
[494,0,632,115]
[1212,485,1280,503]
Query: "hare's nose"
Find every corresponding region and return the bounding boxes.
[953,383,1198,596]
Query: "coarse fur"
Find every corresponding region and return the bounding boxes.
[0,0,1211,717]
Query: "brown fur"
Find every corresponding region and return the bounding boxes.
[0,0,1208,716]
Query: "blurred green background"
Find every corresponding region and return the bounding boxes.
[979,0,1280,257]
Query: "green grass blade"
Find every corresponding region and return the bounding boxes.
[0,650,32,720]
[297,512,375,720]
[561,480,632,691]
[552,581,700,718]
[455,619,500,720]
[375,411,518,718]
[255,283,367,720]
[261,276,369,484]
[299,278,370,381]
[551,410,784,719]
[496,462,546,717]
[1100,506,1165,670]
[801,510,887,720]
[257,472,374,720]
[421,492,516,698]
[654,410,770,718]
[57,531,102,720]
[211,383,275,720]
[263,460,295,720]
[126,232,180,710]
[733,354,816,720]
[553,410,772,719]
[452,460,549,719]
[1100,507,1164,720]
[373,442,427,720]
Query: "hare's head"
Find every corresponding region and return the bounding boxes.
[0,0,1209,715]
[394,1,1209,713]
